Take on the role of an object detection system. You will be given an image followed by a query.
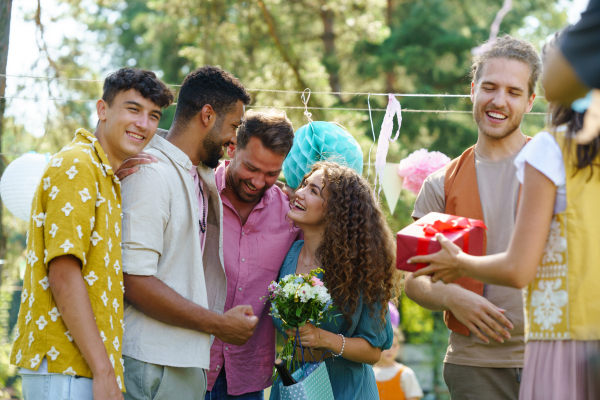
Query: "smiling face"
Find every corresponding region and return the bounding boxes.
[288,168,327,227]
[198,100,245,169]
[97,89,163,167]
[226,136,286,203]
[471,58,535,140]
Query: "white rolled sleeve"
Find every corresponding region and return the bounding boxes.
[121,166,169,276]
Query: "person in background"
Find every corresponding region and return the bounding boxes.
[411,30,600,400]
[9,68,173,400]
[374,328,423,400]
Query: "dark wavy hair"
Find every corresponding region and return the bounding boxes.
[543,30,600,178]
[173,65,251,127]
[102,68,174,109]
[300,161,400,325]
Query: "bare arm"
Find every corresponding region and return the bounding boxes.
[49,255,123,400]
[543,48,589,106]
[287,323,381,365]
[412,163,556,289]
[123,274,258,345]
[404,273,512,343]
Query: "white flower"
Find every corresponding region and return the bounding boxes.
[47,347,60,361]
[51,157,63,168]
[35,316,47,330]
[49,186,60,200]
[104,253,110,268]
[76,225,83,239]
[29,354,41,368]
[43,177,51,191]
[28,331,34,347]
[109,354,115,368]
[112,186,117,199]
[114,261,121,275]
[73,158,79,163]
[108,200,112,215]
[29,292,35,308]
[13,327,19,341]
[49,224,59,238]
[59,239,74,253]
[96,183,106,207]
[65,166,78,180]
[531,278,569,331]
[112,298,119,313]
[113,336,120,351]
[283,282,298,297]
[84,271,99,286]
[79,188,92,203]
[25,311,32,325]
[48,307,61,322]
[101,291,108,306]
[108,238,112,252]
[90,216,95,230]
[90,231,103,246]
[39,276,50,290]
[298,283,315,303]
[21,289,28,303]
[44,249,48,263]
[313,286,331,304]
[108,276,112,291]
[15,349,22,364]
[61,202,74,216]
[65,330,73,342]
[117,376,122,390]
[100,331,107,342]
[27,250,39,266]
[115,222,120,237]
[32,212,45,227]
[63,367,76,376]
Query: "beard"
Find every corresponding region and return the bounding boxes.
[225,164,270,204]
[473,105,523,141]
[199,117,225,169]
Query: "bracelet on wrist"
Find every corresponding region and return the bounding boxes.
[334,334,345,357]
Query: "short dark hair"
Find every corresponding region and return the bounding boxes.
[237,109,294,157]
[470,35,541,97]
[173,66,251,126]
[102,68,174,109]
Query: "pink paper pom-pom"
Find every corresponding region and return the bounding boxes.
[398,149,451,195]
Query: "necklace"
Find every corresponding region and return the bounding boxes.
[199,181,207,233]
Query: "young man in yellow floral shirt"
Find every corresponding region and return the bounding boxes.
[10,68,173,400]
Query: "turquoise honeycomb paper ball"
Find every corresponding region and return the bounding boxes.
[283,121,364,189]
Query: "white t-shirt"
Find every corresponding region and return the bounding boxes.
[373,363,424,399]
[514,130,566,214]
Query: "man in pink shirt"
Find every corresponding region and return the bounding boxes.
[205,109,300,399]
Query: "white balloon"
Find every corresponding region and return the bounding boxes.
[0,152,51,222]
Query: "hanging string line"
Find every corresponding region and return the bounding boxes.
[0,96,547,115]
[0,74,547,99]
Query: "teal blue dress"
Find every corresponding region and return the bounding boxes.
[269,241,393,400]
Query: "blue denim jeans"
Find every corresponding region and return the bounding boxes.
[205,369,264,400]
[21,373,93,400]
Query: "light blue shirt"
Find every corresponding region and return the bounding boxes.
[270,241,393,400]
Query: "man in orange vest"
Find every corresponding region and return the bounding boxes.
[405,35,540,400]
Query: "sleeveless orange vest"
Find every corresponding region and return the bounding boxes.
[376,366,406,400]
[443,138,530,335]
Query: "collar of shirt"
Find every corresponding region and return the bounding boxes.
[147,134,195,171]
[75,128,116,178]
[215,160,275,211]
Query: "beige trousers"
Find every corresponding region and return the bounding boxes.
[123,355,207,400]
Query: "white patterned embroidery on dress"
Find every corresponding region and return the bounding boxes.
[527,214,570,340]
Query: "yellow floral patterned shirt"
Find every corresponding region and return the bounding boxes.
[10,128,125,390]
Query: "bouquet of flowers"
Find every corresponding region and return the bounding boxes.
[266,268,336,375]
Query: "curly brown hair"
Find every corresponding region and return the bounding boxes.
[301,161,400,326]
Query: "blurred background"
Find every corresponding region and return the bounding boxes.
[0,0,589,398]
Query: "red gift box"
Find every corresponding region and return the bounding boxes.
[396,212,487,272]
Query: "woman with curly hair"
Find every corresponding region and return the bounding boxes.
[269,161,400,400]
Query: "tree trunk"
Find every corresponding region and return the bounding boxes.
[0,0,13,283]
[319,1,341,97]
[385,0,396,93]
